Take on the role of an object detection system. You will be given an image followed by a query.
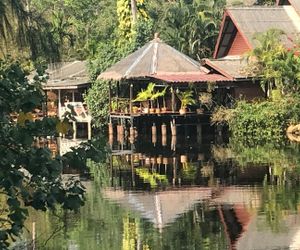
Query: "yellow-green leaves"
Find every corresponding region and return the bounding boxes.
[17,112,34,127]
[56,121,71,135]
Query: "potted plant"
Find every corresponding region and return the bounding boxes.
[199,92,213,111]
[133,83,155,113]
[111,99,118,113]
[177,90,196,115]
[132,106,139,113]
[151,87,167,114]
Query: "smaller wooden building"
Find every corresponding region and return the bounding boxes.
[43,61,92,139]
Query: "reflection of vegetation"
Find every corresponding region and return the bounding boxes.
[122,215,150,250]
[158,204,228,250]
[217,140,300,233]
[87,159,110,188]
[260,182,300,233]
[211,145,234,162]
[135,168,168,188]
[229,140,300,172]
[181,162,198,181]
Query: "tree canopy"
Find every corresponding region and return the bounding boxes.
[0,60,106,248]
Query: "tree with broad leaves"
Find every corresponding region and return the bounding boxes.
[0,59,105,249]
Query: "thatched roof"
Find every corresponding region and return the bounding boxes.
[43,61,90,90]
[98,37,230,83]
[102,187,212,229]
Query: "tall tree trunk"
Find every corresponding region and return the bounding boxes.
[131,0,137,24]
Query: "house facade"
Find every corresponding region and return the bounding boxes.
[202,1,300,100]
[43,61,92,139]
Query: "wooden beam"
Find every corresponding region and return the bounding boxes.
[129,84,133,114]
[109,83,112,113]
[58,89,61,118]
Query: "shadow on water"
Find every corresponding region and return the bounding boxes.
[17,132,300,250]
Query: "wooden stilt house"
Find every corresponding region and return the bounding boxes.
[42,61,92,139]
[99,35,233,132]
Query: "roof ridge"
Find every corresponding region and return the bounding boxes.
[227,6,287,9]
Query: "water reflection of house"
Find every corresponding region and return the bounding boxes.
[234,210,300,250]
[102,187,260,232]
[104,186,300,249]
[43,61,92,139]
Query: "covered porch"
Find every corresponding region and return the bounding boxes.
[99,35,233,138]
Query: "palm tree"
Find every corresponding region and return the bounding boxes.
[161,0,225,59]
[0,0,59,61]
[244,29,286,96]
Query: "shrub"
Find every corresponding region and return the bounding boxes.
[228,96,300,142]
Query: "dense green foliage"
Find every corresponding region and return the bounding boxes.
[245,29,300,96]
[228,96,300,142]
[157,0,226,60]
[212,29,300,142]
[84,80,112,128]
[0,60,105,248]
[212,95,300,142]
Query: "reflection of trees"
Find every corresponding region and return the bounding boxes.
[260,184,300,233]
[87,159,111,188]
[135,168,168,188]
[157,204,228,250]
[216,141,300,233]
[212,141,300,184]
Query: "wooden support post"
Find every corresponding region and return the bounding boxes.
[161,123,167,136]
[58,89,61,118]
[109,83,112,113]
[152,123,157,137]
[152,134,157,146]
[129,84,133,114]
[117,124,124,136]
[163,157,168,174]
[162,134,167,147]
[109,134,113,147]
[88,121,92,140]
[197,124,202,144]
[171,87,175,112]
[32,222,36,250]
[134,127,138,138]
[72,90,75,102]
[108,122,113,135]
[171,135,177,151]
[73,122,77,140]
[173,157,177,186]
[129,126,135,144]
[130,126,134,137]
[116,82,120,111]
[170,119,177,136]
[131,154,135,187]
[152,123,157,146]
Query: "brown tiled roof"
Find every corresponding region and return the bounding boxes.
[154,73,232,83]
[203,57,250,79]
[228,6,300,48]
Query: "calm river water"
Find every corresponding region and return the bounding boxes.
[17,134,300,250]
